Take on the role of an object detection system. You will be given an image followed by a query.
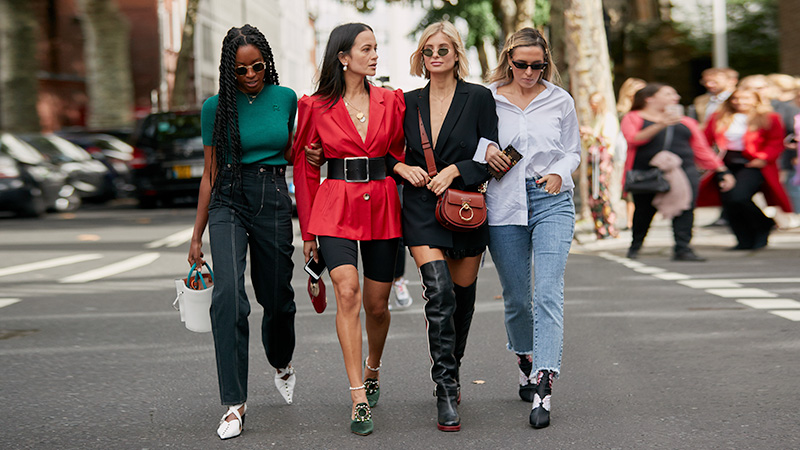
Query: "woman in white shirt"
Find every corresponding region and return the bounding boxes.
[481,28,580,429]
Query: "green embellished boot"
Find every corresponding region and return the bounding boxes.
[350,402,373,436]
[364,358,381,408]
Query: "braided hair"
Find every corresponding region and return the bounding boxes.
[212,24,279,187]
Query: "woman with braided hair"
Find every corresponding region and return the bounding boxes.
[188,24,298,440]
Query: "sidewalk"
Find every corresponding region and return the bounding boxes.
[571,206,800,254]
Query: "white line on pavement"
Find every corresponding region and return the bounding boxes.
[145,228,194,249]
[735,278,800,284]
[0,254,103,278]
[736,299,800,309]
[0,298,21,309]
[59,253,161,284]
[705,288,778,298]
[768,311,800,321]
[679,279,743,289]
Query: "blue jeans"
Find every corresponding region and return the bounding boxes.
[488,178,574,376]
[208,165,296,405]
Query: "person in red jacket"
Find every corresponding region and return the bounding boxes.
[292,23,423,436]
[699,88,793,249]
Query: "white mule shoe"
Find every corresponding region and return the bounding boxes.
[275,366,296,405]
[216,403,246,440]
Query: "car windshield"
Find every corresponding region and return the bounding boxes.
[147,114,202,143]
[0,134,44,165]
[49,135,93,161]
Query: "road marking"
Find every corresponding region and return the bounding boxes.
[679,279,743,289]
[736,278,800,284]
[652,272,691,280]
[59,253,161,284]
[0,254,103,278]
[633,267,666,274]
[736,299,800,309]
[0,298,21,309]
[768,311,800,321]
[705,288,778,298]
[145,228,194,249]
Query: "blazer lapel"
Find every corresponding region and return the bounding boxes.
[435,79,468,152]
[329,99,364,147]
[417,83,433,147]
[364,88,385,148]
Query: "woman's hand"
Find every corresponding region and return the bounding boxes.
[485,144,511,174]
[303,240,318,264]
[537,174,563,195]
[305,142,325,167]
[718,173,736,192]
[394,163,430,187]
[745,158,767,169]
[427,165,459,196]
[188,240,205,267]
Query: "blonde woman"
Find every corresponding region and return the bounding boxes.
[481,28,580,429]
[699,88,793,249]
[402,21,498,432]
[580,92,620,238]
[616,77,646,229]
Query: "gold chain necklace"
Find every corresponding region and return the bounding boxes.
[430,88,455,117]
[242,87,264,105]
[343,97,367,123]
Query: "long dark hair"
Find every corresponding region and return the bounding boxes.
[314,23,372,108]
[630,83,666,111]
[212,25,279,184]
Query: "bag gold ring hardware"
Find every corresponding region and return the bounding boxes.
[459,204,474,222]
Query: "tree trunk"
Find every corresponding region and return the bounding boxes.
[476,40,490,81]
[564,0,618,222]
[75,0,134,129]
[514,0,534,30]
[171,0,200,110]
[492,0,517,49]
[549,0,569,88]
[0,0,41,132]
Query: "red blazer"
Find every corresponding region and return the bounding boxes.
[292,87,406,241]
[698,112,792,212]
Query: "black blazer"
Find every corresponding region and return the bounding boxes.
[401,79,498,252]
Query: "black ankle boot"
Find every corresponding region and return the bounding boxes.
[529,370,554,429]
[517,354,535,402]
[435,385,461,432]
[453,281,477,405]
[419,260,460,431]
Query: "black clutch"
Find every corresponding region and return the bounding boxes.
[487,145,523,181]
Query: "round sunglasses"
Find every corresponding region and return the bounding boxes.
[234,62,266,76]
[422,48,450,58]
[511,60,548,71]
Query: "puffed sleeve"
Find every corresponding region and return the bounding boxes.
[384,89,406,177]
[455,86,495,188]
[292,95,321,241]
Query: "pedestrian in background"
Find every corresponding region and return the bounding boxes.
[621,83,734,261]
[689,68,738,124]
[188,25,298,440]
[616,77,646,230]
[482,27,580,429]
[401,20,497,432]
[292,22,414,436]
[699,88,793,249]
[580,91,620,239]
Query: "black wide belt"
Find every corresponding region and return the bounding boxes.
[327,157,387,182]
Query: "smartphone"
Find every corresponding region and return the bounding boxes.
[304,250,326,280]
[487,144,524,181]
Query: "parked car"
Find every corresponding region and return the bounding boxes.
[129,111,203,207]
[58,132,136,197]
[19,134,114,202]
[0,133,81,217]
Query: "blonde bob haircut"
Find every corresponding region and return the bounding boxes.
[486,27,560,86]
[410,21,469,79]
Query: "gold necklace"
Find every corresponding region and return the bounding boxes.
[242,87,264,105]
[343,97,367,123]
[430,88,455,117]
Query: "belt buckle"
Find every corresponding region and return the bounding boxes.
[344,156,369,182]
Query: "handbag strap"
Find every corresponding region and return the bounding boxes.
[418,108,438,178]
[662,125,674,152]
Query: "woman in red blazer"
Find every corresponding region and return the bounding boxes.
[292,23,424,436]
[699,88,793,249]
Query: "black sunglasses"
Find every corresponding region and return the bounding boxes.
[422,48,450,57]
[234,62,266,76]
[511,60,548,71]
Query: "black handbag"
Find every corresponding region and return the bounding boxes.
[625,125,673,194]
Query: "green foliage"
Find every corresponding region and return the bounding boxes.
[413,0,499,48]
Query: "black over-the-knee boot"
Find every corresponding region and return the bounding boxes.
[419,260,460,432]
[453,281,477,403]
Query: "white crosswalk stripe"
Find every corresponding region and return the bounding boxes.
[0,298,21,309]
[59,252,161,284]
[0,254,102,278]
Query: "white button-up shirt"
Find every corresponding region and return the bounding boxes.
[476,80,581,226]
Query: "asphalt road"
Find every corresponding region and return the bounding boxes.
[1,203,798,449]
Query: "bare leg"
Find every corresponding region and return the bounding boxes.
[329,264,368,411]
[363,277,392,382]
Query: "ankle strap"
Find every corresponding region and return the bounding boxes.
[349,384,366,391]
[365,358,381,372]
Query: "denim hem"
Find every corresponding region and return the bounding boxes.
[221,399,246,406]
[535,367,560,379]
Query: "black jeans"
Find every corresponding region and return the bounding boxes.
[208,165,296,405]
[630,169,698,255]
[720,164,773,246]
